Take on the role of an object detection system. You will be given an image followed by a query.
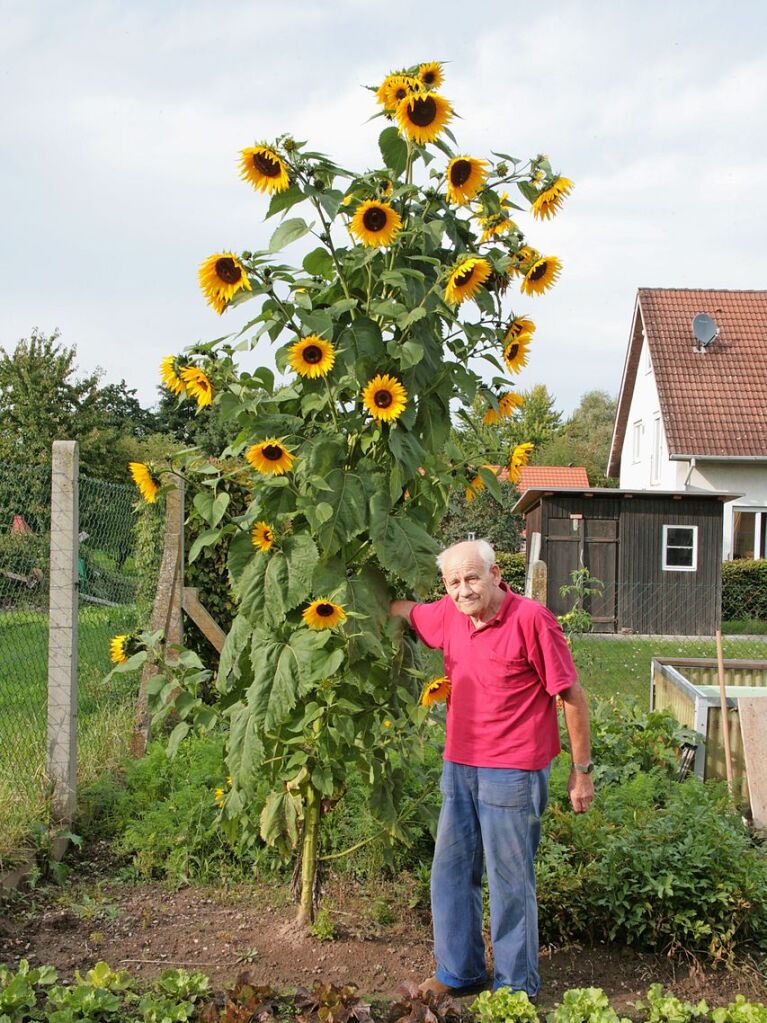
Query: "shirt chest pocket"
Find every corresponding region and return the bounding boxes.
[481,652,532,689]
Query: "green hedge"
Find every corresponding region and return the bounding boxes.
[722,559,767,621]
[496,551,525,594]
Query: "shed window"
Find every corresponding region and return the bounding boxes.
[662,525,698,572]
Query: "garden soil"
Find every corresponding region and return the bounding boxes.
[2,854,766,1013]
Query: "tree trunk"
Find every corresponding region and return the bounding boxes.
[296,783,320,926]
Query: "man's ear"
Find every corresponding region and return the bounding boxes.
[490,563,501,583]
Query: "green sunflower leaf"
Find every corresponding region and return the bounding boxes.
[316,468,368,556]
[379,126,408,177]
[369,494,439,590]
[188,528,222,564]
[516,180,539,203]
[302,247,335,278]
[269,217,313,252]
[262,534,320,626]
[478,465,503,502]
[266,184,306,219]
[388,426,426,478]
[226,703,264,796]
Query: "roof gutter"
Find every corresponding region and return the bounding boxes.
[683,457,696,489]
[670,454,767,463]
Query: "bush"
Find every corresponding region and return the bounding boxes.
[496,551,525,594]
[722,559,767,621]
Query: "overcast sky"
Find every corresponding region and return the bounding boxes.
[2,0,766,416]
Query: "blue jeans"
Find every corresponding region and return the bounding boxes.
[431,761,549,996]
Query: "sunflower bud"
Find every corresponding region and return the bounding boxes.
[241,251,252,260]
[496,162,509,177]
[283,137,296,152]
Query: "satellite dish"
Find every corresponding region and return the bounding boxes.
[692,313,718,349]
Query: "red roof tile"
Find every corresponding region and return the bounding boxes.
[517,466,589,491]
[609,289,767,475]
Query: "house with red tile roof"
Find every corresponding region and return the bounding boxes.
[516,465,590,491]
[608,288,767,559]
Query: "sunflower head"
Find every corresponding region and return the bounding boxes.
[446,156,488,205]
[396,91,453,145]
[521,256,563,296]
[506,316,537,340]
[531,176,573,220]
[444,257,492,306]
[198,253,252,314]
[482,391,525,425]
[418,62,444,89]
[376,73,422,110]
[503,332,533,374]
[302,598,347,630]
[508,441,535,483]
[510,245,539,276]
[251,521,275,552]
[361,374,408,423]
[465,475,484,503]
[179,366,213,408]
[110,633,140,665]
[128,462,160,503]
[245,439,295,476]
[349,200,402,248]
[238,145,290,195]
[160,356,186,396]
[421,675,451,707]
[288,335,335,378]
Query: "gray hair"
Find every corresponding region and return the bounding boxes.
[436,538,497,575]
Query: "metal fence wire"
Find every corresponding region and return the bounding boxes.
[0,459,140,862]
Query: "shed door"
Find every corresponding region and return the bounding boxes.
[546,518,618,632]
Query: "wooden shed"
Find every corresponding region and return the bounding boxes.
[512,487,737,635]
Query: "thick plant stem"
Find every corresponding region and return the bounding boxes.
[296,784,320,926]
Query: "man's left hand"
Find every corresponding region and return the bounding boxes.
[568,770,595,814]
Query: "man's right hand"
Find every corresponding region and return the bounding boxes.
[389,599,416,622]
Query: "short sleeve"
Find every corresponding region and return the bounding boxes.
[522,604,578,695]
[410,596,449,650]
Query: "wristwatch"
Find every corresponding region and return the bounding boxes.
[572,761,594,774]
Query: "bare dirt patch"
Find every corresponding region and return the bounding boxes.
[2,857,766,1011]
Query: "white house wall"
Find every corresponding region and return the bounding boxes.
[685,462,767,559]
[618,335,681,490]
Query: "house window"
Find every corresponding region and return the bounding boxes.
[732,509,767,560]
[631,421,643,463]
[662,525,698,572]
[650,415,662,483]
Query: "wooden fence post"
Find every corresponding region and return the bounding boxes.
[131,476,185,758]
[47,440,79,830]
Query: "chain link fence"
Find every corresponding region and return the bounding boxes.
[0,454,142,864]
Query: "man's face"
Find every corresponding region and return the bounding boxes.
[441,545,502,621]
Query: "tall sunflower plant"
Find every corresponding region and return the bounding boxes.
[128,60,572,926]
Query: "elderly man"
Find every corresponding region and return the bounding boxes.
[390,539,594,1000]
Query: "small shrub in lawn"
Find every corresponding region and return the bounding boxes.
[309,908,338,941]
[721,560,767,622]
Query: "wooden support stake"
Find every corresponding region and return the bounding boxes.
[182,586,226,653]
[715,628,735,799]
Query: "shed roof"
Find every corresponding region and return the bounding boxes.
[608,288,767,476]
[512,485,739,517]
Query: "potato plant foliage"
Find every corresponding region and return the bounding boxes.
[140,62,571,922]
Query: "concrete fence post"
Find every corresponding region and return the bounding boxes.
[47,440,79,828]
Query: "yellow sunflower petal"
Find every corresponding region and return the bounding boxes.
[508,442,535,483]
[520,256,562,296]
[376,74,422,110]
[444,257,492,305]
[418,62,444,89]
[361,374,408,423]
[198,252,252,315]
[302,598,347,630]
[483,391,524,425]
[287,336,335,378]
[396,91,453,145]
[179,366,213,408]
[349,200,402,248]
[251,521,275,552]
[446,156,488,205]
[420,675,450,707]
[238,146,290,195]
[128,462,160,503]
[245,439,295,476]
[110,634,128,664]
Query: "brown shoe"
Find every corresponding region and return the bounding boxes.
[417,975,489,998]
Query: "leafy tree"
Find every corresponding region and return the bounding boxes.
[123,62,574,925]
[438,483,522,553]
[536,389,618,487]
[0,329,159,481]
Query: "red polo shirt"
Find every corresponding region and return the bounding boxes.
[411,584,577,769]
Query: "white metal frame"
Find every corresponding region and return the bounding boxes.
[662,523,698,572]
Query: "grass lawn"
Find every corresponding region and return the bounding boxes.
[0,604,139,863]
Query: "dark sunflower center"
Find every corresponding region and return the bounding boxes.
[262,444,284,461]
[252,151,281,177]
[374,389,393,409]
[215,258,242,285]
[407,96,437,127]
[362,206,388,232]
[450,159,472,186]
[395,86,409,100]
[303,345,323,364]
[423,71,436,85]
[454,266,475,288]
[507,342,520,360]
[264,529,273,541]
[316,603,335,617]
[529,261,548,282]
